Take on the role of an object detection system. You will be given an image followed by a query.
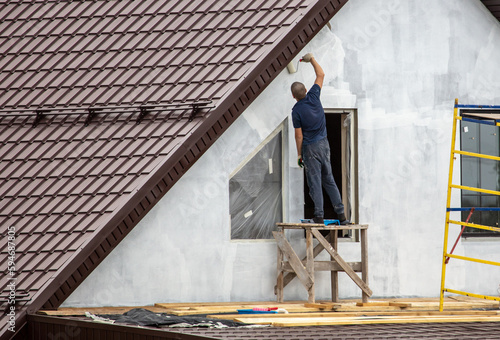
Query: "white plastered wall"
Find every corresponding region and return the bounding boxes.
[63,0,500,307]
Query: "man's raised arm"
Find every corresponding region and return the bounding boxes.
[301,53,324,88]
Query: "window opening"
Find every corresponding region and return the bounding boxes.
[303,109,358,238]
[229,129,283,239]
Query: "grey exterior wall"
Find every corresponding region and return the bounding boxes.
[63,0,500,307]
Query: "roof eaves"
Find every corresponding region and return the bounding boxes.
[481,0,500,22]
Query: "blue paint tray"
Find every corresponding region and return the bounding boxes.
[300,219,340,226]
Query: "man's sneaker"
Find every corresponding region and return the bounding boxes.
[338,213,351,225]
[312,216,324,224]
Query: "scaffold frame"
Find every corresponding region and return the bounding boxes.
[439,99,500,311]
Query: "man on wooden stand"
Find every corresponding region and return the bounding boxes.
[291,53,348,225]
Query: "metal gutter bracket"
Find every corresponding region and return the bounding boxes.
[189,103,199,122]
[32,110,46,128]
[85,108,97,126]
[136,106,151,124]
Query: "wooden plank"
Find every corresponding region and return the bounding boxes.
[277,223,368,230]
[311,229,373,297]
[303,303,334,310]
[303,297,498,312]
[209,310,500,321]
[155,301,308,309]
[236,315,500,327]
[356,301,390,307]
[272,231,313,290]
[389,302,412,308]
[164,304,321,316]
[405,300,497,309]
[334,305,402,312]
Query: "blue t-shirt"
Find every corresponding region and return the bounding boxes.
[291,84,326,145]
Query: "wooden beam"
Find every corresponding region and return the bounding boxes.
[273,231,313,291]
[276,228,284,302]
[278,242,326,289]
[330,229,339,302]
[311,229,372,297]
[361,228,369,302]
[282,261,362,272]
[306,229,315,303]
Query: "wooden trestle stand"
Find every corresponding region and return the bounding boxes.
[273,223,372,304]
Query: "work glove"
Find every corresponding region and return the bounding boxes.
[301,53,314,62]
[297,155,304,168]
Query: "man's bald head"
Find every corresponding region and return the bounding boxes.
[291,82,306,101]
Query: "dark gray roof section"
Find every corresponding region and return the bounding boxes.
[0,1,349,339]
[24,316,500,340]
[25,314,217,340]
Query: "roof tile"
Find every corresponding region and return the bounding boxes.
[0,1,349,338]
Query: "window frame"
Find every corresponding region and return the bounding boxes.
[460,110,500,238]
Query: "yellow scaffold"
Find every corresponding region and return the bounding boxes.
[440,99,500,311]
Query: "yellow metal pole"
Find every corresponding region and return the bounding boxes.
[440,98,459,312]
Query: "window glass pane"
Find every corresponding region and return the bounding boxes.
[480,158,500,192]
[480,195,500,227]
[480,125,500,192]
[230,131,282,239]
[461,121,479,190]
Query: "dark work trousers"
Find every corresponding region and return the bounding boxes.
[302,137,344,219]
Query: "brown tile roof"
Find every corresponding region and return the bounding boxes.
[0,0,349,338]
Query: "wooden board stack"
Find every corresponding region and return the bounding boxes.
[39,296,500,327]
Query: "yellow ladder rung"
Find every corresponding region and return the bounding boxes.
[450,184,500,196]
[443,288,500,302]
[445,253,500,266]
[448,220,500,233]
[454,150,500,162]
